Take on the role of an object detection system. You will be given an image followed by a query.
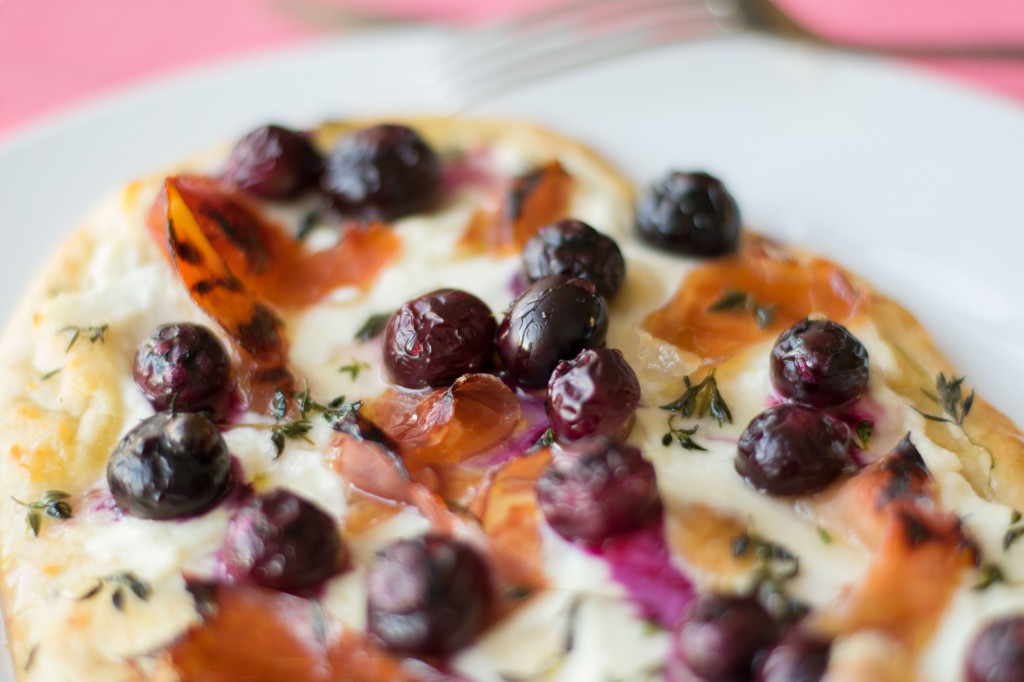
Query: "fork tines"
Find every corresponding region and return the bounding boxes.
[429,0,745,109]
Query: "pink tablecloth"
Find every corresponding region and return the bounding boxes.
[0,0,1022,141]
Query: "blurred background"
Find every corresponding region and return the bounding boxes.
[1,0,1023,142]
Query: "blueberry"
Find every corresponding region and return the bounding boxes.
[535,436,660,543]
[546,347,640,443]
[736,404,850,496]
[497,275,609,389]
[771,318,869,408]
[133,323,231,417]
[223,124,323,200]
[366,534,492,657]
[636,171,741,256]
[522,219,626,299]
[677,593,781,682]
[320,124,442,221]
[107,412,232,520]
[756,629,831,682]
[223,489,343,594]
[383,288,497,389]
[966,616,1024,682]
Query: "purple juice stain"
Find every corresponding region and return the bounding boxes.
[467,386,551,469]
[588,521,695,630]
[441,148,498,192]
[507,269,529,299]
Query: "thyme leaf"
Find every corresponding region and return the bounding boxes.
[563,596,583,654]
[707,289,777,329]
[271,388,289,421]
[529,427,555,452]
[974,564,1005,591]
[661,368,732,426]
[270,420,314,457]
[60,324,108,352]
[855,420,874,449]
[914,372,974,430]
[295,208,321,241]
[338,360,370,381]
[13,490,72,536]
[76,581,103,601]
[1003,510,1024,551]
[504,584,534,601]
[355,313,392,343]
[816,526,833,544]
[40,368,62,381]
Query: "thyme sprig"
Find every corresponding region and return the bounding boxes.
[661,418,707,452]
[13,490,72,536]
[661,367,733,425]
[354,312,392,343]
[732,532,807,621]
[60,324,108,352]
[707,289,777,329]
[294,382,363,429]
[914,373,974,431]
[269,388,314,457]
[226,384,362,457]
[855,420,874,449]
[78,571,151,611]
[660,368,732,452]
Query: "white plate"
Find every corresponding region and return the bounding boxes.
[0,28,1022,679]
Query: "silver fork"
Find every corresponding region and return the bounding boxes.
[427,0,1024,110]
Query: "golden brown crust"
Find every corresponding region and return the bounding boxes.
[868,293,1024,507]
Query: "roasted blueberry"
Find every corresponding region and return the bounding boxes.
[497,275,609,389]
[320,124,442,221]
[522,219,626,299]
[677,593,781,682]
[366,534,492,657]
[771,318,870,408]
[107,412,232,520]
[736,404,850,496]
[636,171,741,256]
[756,629,831,682]
[547,347,640,443]
[133,323,231,417]
[966,616,1024,682]
[222,124,323,199]
[383,288,497,389]
[535,436,660,543]
[223,489,343,594]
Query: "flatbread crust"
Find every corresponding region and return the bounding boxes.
[0,116,1020,681]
